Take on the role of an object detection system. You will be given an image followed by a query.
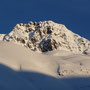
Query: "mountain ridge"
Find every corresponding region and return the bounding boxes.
[0,21,90,90]
[0,21,90,54]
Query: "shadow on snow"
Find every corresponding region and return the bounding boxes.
[0,64,90,90]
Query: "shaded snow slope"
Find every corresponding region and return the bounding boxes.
[0,41,90,90]
[2,21,90,54]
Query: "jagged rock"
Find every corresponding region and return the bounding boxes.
[83,48,90,55]
[40,39,59,52]
[1,21,90,54]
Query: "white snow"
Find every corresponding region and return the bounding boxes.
[0,41,90,90]
[0,34,5,41]
[2,21,90,54]
[0,21,90,90]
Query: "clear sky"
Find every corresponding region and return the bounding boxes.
[0,0,90,40]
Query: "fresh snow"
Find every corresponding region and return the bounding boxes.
[0,41,90,90]
[0,34,5,41]
[0,21,90,90]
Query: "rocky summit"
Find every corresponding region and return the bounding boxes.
[1,21,90,54]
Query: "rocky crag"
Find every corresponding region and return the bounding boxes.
[2,21,90,54]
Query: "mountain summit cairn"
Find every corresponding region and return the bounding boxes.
[3,21,90,54]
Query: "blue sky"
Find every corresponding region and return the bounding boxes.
[0,0,90,40]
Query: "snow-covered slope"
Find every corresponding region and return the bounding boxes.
[0,42,90,90]
[3,21,90,54]
[0,41,90,90]
[0,21,90,90]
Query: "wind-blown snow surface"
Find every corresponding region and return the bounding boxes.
[0,41,90,90]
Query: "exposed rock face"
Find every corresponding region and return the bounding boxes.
[2,21,90,54]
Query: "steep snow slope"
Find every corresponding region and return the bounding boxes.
[0,41,90,90]
[3,21,90,54]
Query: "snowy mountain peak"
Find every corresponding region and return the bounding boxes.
[3,21,90,54]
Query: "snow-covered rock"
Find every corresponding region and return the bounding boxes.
[0,34,5,41]
[2,21,90,54]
